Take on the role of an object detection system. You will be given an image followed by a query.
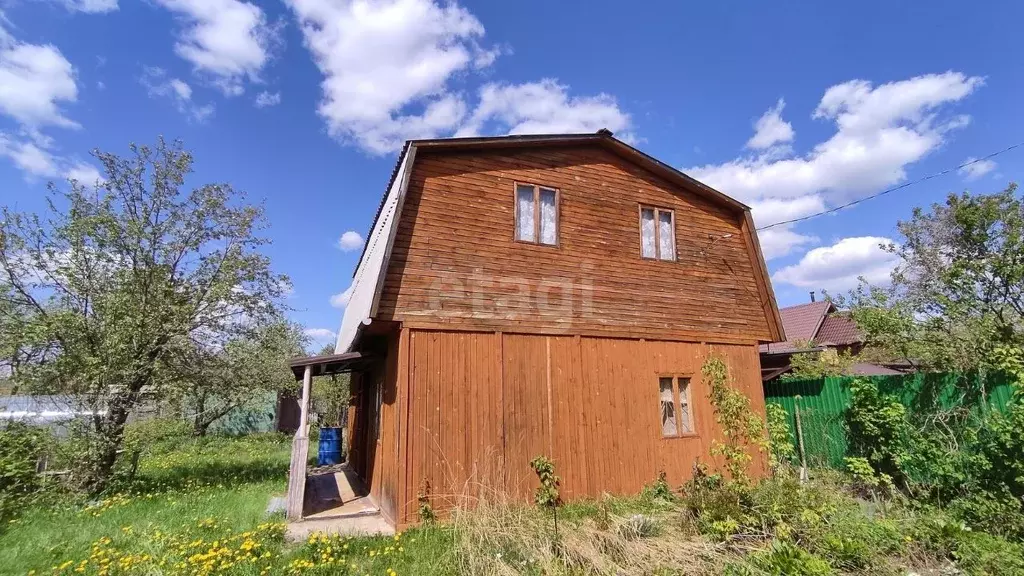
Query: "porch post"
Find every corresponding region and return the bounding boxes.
[286,365,313,521]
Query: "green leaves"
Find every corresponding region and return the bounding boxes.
[845,378,911,485]
[529,455,561,510]
[839,183,1024,373]
[0,138,291,490]
[704,356,767,485]
[784,341,855,380]
[765,404,796,471]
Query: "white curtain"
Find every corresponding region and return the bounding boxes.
[658,211,675,260]
[678,381,691,433]
[516,185,535,242]
[660,378,677,436]
[641,208,656,258]
[539,188,557,245]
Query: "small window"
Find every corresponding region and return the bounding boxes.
[515,183,559,245]
[659,377,677,436]
[658,375,694,437]
[640,206,675,261]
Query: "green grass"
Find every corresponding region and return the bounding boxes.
[3,433,1021,576]
[0,433,454,576]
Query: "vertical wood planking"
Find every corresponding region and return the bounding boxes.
[400,329,766,523]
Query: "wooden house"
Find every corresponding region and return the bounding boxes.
[286,130,785,530]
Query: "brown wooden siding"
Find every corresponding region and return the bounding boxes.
[377,146,774,343]
[396,329,765,527]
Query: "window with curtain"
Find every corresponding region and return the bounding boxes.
[639,205,676,261]
[658,375,694,437]
[677,377,692,433]
[659,377,677,436]
[515,183,559,245]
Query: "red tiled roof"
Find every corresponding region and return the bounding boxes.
[759,301,832,354]
[816,313,862,346]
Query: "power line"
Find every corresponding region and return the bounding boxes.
[756,141,1024,231]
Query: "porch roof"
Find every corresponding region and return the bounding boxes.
[288,352,373,380]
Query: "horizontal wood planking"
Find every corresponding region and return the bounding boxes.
[378,146,774,342]
[398,329,766,526]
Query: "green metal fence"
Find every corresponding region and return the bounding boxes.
[764,372,1015,469]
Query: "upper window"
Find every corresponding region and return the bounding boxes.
[515,183,559,245]
[659,375,694,437]
[640,206,676,261]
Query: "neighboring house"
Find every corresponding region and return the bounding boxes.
[287,130,785,529]
[759,298,901,381]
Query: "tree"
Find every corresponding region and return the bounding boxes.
[0,138,290,492]
[784,340,855,380]
[310,343,349,429]
[837,184,1024,373]
[173,319,306,436]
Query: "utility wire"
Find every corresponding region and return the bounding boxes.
[756,141,1024,231]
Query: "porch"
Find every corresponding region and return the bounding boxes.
[283,350,394,537]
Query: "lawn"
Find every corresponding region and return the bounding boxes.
[2,432,1021,576]
[0,434,454,576]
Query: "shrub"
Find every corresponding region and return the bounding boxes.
[952,531,1024,576]
[642,471,676,502]
[529,455,562,542]
[947,487,1024,541]
[417,479,437,524]
[972,387,1024,499]
[703,356,767,485]
[0,422,48,526]
[811,507,904,571]
[750,541,833,575]
[845,378,912,486]
[765,403,796,472]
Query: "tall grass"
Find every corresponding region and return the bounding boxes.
[449,484,727,576]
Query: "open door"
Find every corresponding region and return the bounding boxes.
[365,366,384,503]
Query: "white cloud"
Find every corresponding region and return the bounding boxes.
[457,80,632,140]
[337,230,363,251]
[286,0,493,154]
[772,236,900,292]
[254,90,280,108]
[0,132,105,183]
[330,285,353,309]
[0,32,79,129]
[687,72,984,260]
[154,0,277,96]
[0,134,58,177]
[58,0,119,13]
[958,157,996,181]
[757,228,818,261]
[141,67,215,123]
[746,98,793,150]
[286,0,633,154]
[65,161,103,184]
[304,327,337,344]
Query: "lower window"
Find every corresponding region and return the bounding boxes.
[659,375,693,437]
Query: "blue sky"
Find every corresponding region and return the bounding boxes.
[1,0,1021,349]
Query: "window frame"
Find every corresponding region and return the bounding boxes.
[638,205,677,261]
[658,373,696,438]
[513,182,561,247]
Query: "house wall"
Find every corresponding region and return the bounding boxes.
[394,329,766,527]
[376,146,775,344]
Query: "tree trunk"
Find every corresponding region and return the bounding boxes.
[193,418,211,437]
[86,400,130,494]
[192,391,210,436]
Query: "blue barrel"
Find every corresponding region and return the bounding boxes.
[317,427,343,466]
